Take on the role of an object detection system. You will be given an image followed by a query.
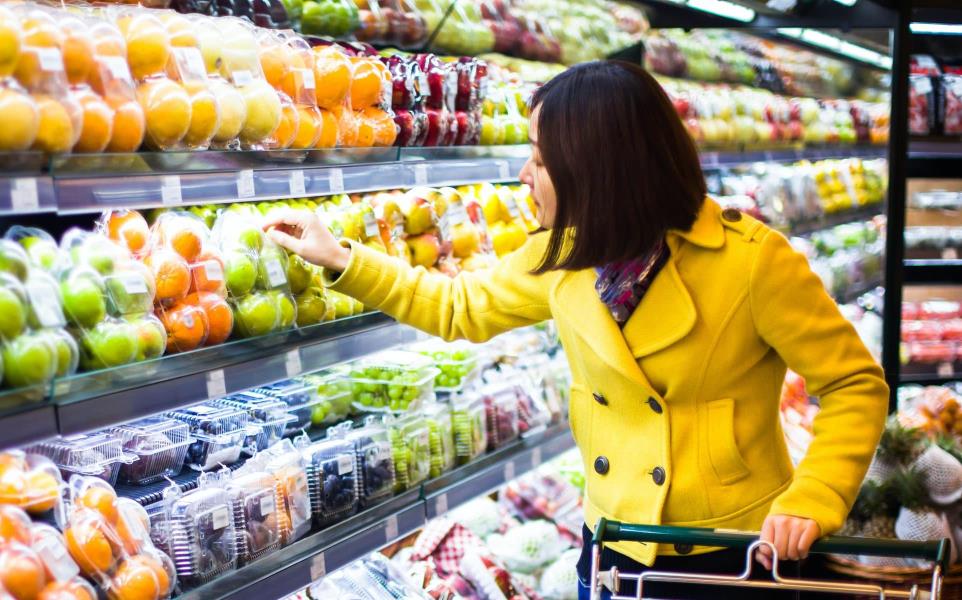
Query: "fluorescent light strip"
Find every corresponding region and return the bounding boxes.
[911,22,962,35]
[685,0,756,22]
[777,28,891,70]
[832,0,857,6]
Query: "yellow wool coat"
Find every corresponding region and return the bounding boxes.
[325,197,889,566]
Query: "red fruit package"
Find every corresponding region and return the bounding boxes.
[942,73,962,135]
[910,74,936,135]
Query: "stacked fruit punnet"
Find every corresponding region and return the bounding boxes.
[479,65,531,147]
[463,183,531,258]
[258,30,317,150]
[346,54,397,148]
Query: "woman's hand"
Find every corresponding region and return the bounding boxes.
[262,209,350,272]
[756,514,820,570]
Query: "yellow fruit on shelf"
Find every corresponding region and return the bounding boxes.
[14,13,65,92]
[207,77,246,145]
[238,79,281,145]
[116,14,171,81]
[314,108,338,148]
[136,77,191,150]
[0,88,39,151]
[267,98,298,150]
[0,7,21,79]
[105,97,145,153]
[161,13,198,49]
[61,18,96,87]
[73,89,114,154]
[312,46,351,110]
[332,105,357,147]
[32,95,79,154]
[354,110,375,148]
[182,82,219,149]
[291,105,322,149]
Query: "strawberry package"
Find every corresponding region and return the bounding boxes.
[910,55,941,135]
[942,69,962,136]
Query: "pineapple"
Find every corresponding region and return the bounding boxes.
[855,479,897,540]
[866,419,926,485]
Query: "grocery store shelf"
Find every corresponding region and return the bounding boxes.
[903,259,962,284]
[786,205,884,237]
[0,153,55,215]
[908,139,962,177]
[176,425,575,600]
[0,398,57,453]
[699,146,886,170]
[900,373,962,386]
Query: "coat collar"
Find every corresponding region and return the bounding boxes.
[666,197,725,251]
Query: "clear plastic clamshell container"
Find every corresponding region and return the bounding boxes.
[422,401,455,478]
[159,487,239,588]
[108,417,192,485]
[258,441,313,545]
[451,392,488,465]
[28,433,136,486]
[213,392,296,452]
[225,471,284,566]
[253,380,323,436]
[387,414,431,493]
[298,434,358,528]
[482,384,521,451]
[296,368,353,427]
[339,419,396,507]
[348,350,440,413]
[167,404,249,471]
[413,340,480,392]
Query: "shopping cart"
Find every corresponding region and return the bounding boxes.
[588,518,952,600]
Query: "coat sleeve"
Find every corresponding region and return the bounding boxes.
[750,228,888,536]
[323,232,553,343]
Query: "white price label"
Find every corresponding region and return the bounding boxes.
[915,76,933,95]
[265,259,286,288]
[285,349,302,378]
[232,70,255,87]
[119,273,148,295]
[329,168,344,194]
[260,494,276,516]
[938,362,955,377]
[237,169,256,199]
[414,164,428,186]
[206,369,226,399]
[203,260,224,283]
[337,454,354,475]
[27,288,61,328]
[301,68,316,91]
[175,47,206,78]
[100,56,132,83]
[495,159,511,180]
[161,175,182,205]
[439,213,452,241]
[943,248,959,260]
[363,212,379,239]
[435,493,448,516]
[384,515,399,542]
[10,178,39,212]
[532,447,542,468]
[503,461,516,481]
[289,170,306,196]
[36,47,62,72]
[211,506,230,531]
[310,552,327,580]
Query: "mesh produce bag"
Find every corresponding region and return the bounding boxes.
[864,455,898,485]
[894,507,956,567]
[913,445,962,505]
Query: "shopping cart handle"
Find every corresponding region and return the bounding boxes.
[593,519,951,572]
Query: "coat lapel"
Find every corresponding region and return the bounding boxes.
[622,258,696,358]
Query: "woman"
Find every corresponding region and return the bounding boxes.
[264,61,888,599]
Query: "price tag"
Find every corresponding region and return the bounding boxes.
[289,170,306,196]
[36,47,62,72]
[504,197,521,220]
[435,493,448,516]
[503,461,516,482]
[384,515,399,542]
[232,70,255,87]
[161,175,182,205]
[532,447,542,468]
[211,506,230,531]
[943,248,959,260]
[100,56,132,83]
[285,349,302,378]
[310,552,327,580]
[175,47,206,79]
[260,494,276,515]
[265,259,286,288]
[363,212,379,239]
[206,369,226,399]
[301,68,316,91]
[237,169,256,199]
[938,362,955,377]
[118,273,148,295]
[27,287,61,328]
[337,454,354,475]
[203,260,224,283]
[495,159,511,180]
[329,168,344,194]
[414,164,428,186]
[10,178,39,212]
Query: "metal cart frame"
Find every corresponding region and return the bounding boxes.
[589,518,952,600]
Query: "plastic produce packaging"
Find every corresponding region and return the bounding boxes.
[29,432,136,486]
[422,400,455,478]
[338,419,396,507]
[254,380,322,435]
[0,450,63,515]
[296,432,358,527]
[222,469,284,566]
[349,350,439,413]
[482,384,521,451]
[167,403,249,471]
[451,391,488,465]
[239,439,313,545]
[107,416,192,485]
[296,368,353,427]
[386,413,431,493]
[213,392,295,453]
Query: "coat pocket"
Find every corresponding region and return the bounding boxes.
[707,398,751,485]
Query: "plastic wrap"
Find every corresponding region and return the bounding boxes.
[167,403,249,471]
[338,419,395,507]
[451,392,488,465]
[108,417,192,485]
[297,433,358,527]
[349,350,439,413]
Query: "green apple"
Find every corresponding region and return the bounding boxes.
[271,290,296,329]
[329,290,354,319]
[0,284,26,341]
[286,255,312,295]
[257,247,289,291]
[20,236,60,271]
[79,320,138,371]
[60,272,107,329]
[224,252,257,297]
[2,331,57,388]
[234,293,279,338]
[106,271,152,316]
[0,240,29,282]
[236,226,265,252]
[130,315,166,361]
[295,287,328,327]
[47,329,78,377]
[70,239,116,276]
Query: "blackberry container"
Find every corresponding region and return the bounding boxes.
[107,417,192,485]
[340,419,395,508]
[225,471,283,566]
[253,380,322,436]
[163,487,239,588]
[212,392,295,452]
[28,432,136,486]
[300,435,358,527]
[167,404,249,471]
[451,392,488,465]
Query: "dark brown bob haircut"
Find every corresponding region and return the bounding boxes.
[530,60,706,273]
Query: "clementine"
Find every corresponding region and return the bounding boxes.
[116,14,171,81]
[186,292,233,346]
[168,227,202,263]
[115,499,149,556]
[110,556,164,600]
[23,469,59,514]
[105,210,150,255]
[73,90,114,154]
[32,95,78,155]
[38,580,96,600]
[145,251,190,303]
[312,46,351,110]
[15,14,64,91]
[65,519,114,577]
[363,107,397,147]
[268,99,297,150]
[332,105,356,147]
[314,108,338,149]
[190,252,225,294]
[0,506,31,545]
[61,19,96,86]
[349,58,384,110]
[259,44,293,92]
[291,105,321,149]
[77,485,119,525]
[0,545,45,600]
[159,301,208,353]
[354,111,375,148]
[105,98,145,153]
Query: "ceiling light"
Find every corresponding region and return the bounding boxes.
[831,0,857,6]
[685,0,756,22]
[776,28,892,70]
[911,22,962,35]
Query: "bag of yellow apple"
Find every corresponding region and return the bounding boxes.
[434,186,494,273]
[257,30,327,150]
[58,476,176,600]
[165,42,221,151]
[57,228,164,371]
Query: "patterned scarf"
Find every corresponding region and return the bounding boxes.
[594,239,670,325]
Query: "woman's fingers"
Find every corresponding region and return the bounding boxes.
[261,208,314,233]
[758,516,775,570]
[797,521,821,560]
[758,515,822,568]
[266,228,303,254]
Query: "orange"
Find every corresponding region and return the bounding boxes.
[0,6,21,79]
[312,46,351,110]
[15,14,64,91]
[61,19,96,86]
[0,87,39,151]
[115,500,149,555]
[38,580,96,600]
[145,251,190,303]
[160,301,208,353]
[106,98,145,152]
[355,111,375,148]
[91,22,126,58]
[116,14,171,81]
[110,556,166,600]
[362,107,397,147]
[136,78,191,150]
[65,522,114,577]
[32,95,77,154]
[0,545,45,600]
[74,90,114,154]
[0,506,31,545]
[182,83,218,149]
[106,210,150,255]
[291,105,321,149]
[0,465,25,504]
[349,58,384,110]
[269,99,297,150]
[77,485,119,525]
[332,105,356,147]
[259,45,293,91]
[167,228,202,263]
[314,108,338,148]
[23,470,59,514]
[186,292,233,346]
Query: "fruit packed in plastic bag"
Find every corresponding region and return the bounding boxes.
[0,451,63,515]
[413,340,480,392]
[239,439,312,545]
[348,350,439,413]
[451,392,488,466]
[166,403,249,471]
[295,368,353,427]
[223,470,284,566]
[296,432,358,528]
[107,416,192,485]
[253,380,322,436]
[422,400,455,478]
[385,413,431,493]
[335,419,395,508]
[212,392,296,453]
[482,384,521,451]
[28,433,136,487]
[62,476,176,600]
